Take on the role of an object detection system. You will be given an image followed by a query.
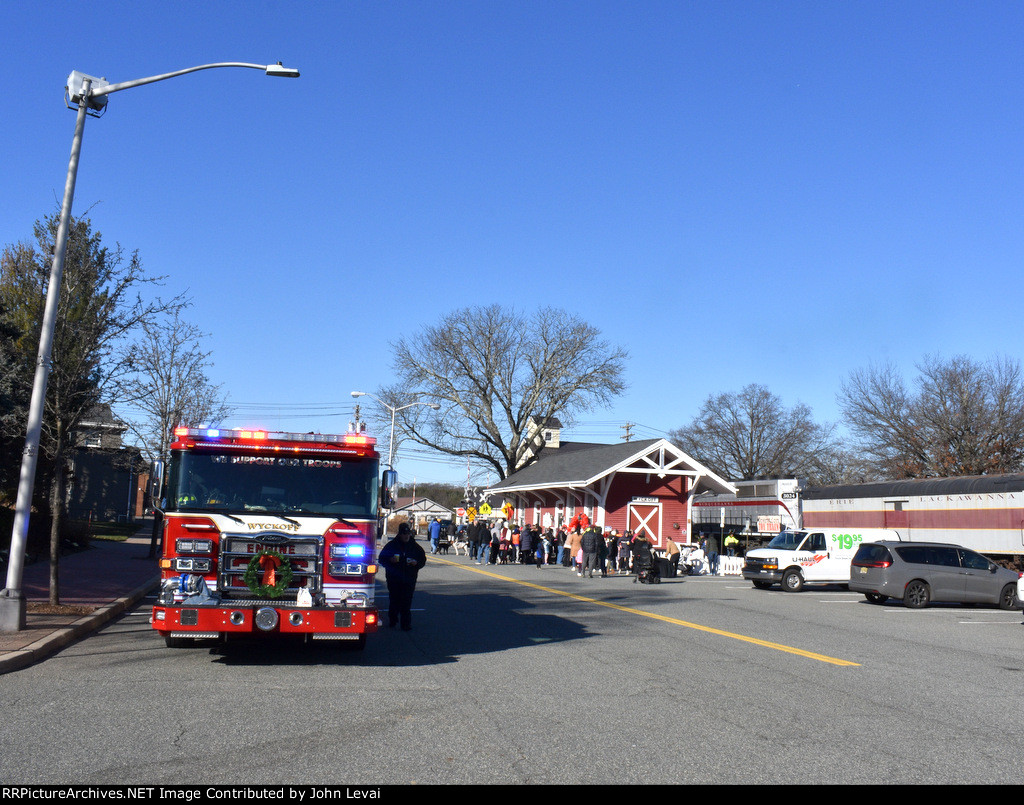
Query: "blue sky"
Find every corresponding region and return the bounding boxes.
[3,1,1023,487]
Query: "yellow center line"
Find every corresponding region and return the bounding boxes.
[430,556,860,667]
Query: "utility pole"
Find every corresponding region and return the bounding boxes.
[620,422,634,442]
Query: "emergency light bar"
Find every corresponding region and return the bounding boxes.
[172,426,376,447]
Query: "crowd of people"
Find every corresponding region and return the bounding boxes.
[380,517,743,629]
[405,515,744,580]
[452,518,699,578]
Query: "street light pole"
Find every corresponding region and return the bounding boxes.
[0,61,300,632]
[351,391,440,539]
[350,391,440,471]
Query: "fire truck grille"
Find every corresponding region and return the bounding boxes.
[218,533,323,600]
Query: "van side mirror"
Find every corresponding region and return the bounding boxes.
[380,469,398,509]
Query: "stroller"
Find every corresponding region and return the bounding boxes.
[681,547,707,576]
[631,540,661,584]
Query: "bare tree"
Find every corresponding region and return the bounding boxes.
[838,363,928,478]
[383,305,628,480]
[840,355,1024,478]
[0,211,181,604]
[120,308,231,467]
[669,383,838,481]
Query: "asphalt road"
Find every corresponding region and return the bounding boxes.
[2,553,1023,785]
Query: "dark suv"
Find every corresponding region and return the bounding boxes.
[849,541,1019,609]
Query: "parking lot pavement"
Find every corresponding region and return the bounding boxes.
[0,521,159,674]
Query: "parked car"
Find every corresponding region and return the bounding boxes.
[849,541,1019,609]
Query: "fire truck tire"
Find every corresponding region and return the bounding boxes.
[164,635,195,648]
[344,634,367,651]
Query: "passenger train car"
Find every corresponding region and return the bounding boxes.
[802,474,1024,558]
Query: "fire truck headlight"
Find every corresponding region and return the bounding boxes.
[176,538,213,554]
[330,544,367,559]
[328,561,368,576]
[172,557,211,573]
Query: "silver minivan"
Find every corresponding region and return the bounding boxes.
[849,541,1019,609]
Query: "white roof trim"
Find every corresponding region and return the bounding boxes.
[487,438,735,496]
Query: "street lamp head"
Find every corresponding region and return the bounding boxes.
[66,71,110,112]
[351,391,366,399]
[266,62,300,78]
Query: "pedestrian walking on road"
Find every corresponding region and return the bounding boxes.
[428,517,442,554]
[378,522,427,631]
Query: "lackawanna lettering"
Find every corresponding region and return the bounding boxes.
[246,523,302,532]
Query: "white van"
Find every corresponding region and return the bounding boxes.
[742,528,901,592]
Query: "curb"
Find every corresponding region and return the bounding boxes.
[0,576,159,676]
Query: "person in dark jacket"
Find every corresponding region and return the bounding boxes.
[378,522,427,630]
[580,525,603,578]
[471,520,486,563]
[520,526,533,565]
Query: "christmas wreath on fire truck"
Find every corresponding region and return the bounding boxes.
[243,549,293,598]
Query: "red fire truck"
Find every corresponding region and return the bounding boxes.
[151,426,389,649]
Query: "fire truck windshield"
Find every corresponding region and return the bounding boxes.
[167,451,379,517]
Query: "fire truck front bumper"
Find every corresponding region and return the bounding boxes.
[152,603,379,640]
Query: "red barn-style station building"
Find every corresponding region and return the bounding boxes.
[484,421,734,548]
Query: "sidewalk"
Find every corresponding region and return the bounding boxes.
[0,519,159,675]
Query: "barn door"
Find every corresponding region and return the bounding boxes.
[627,501,662,546]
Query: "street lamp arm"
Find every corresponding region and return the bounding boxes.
[350,391,439,471]
[90,62,300,98]
[350,391,440,415]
